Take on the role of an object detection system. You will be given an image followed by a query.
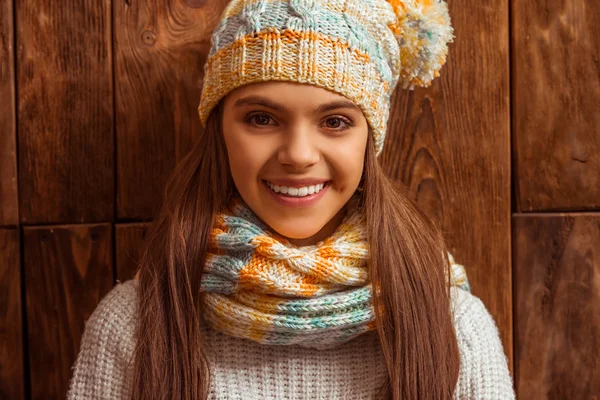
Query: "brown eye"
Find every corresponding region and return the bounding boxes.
[253,115,271,125]
[324,116,353,131]
[326,118,342,128]
[245,113,274,127]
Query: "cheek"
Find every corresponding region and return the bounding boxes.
[223,132,268,193]
[328,136,367,190]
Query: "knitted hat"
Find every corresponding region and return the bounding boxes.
[197,0,454,155]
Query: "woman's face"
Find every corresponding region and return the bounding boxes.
[221,81,369,246]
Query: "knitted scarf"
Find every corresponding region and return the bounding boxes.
[199,197,471,349]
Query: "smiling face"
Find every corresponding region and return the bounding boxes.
[221,81,369,246]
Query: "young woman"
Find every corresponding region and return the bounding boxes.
[68,0,515,398]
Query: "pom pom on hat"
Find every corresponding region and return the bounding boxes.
[386,0,455,89]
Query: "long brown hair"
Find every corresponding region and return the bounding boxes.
[130,99,461,399]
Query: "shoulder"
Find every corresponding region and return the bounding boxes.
[67,279,139,399]
[449,287,516,399]
[79,279,139,349]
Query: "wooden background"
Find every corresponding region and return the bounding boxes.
[0,0,598,399]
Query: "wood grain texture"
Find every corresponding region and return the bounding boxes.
[0,228,24,400]
[512,0,600,211]
[115,222,151,282]
[114,0,228,220]
[16,0,113,224]
[0,0,18,226]
[380,0,513,370]
[23,224,113,400]
[513,214,600,399]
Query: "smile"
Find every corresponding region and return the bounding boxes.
[264,181,328,197]
[262,179,331,207]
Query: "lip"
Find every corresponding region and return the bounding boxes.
[263,178,331,187]
[262,179,330,208]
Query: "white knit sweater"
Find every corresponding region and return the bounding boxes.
[67,279,516,399]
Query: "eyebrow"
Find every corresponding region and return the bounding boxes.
[233,95,362,114]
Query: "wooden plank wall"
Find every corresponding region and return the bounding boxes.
[16,0,114,225]
[114,0,223,219]
[0,0,597,399]
[512,0,600,397]
[0,0,23,399]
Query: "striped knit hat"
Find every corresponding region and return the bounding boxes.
[198,0,454,155]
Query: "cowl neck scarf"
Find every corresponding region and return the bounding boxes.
[199,196,471,349]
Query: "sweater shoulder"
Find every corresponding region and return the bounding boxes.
[67,279,139,399]
[449,287,516,399]
[80,278,139,344]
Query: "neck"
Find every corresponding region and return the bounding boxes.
[286,206,347,247]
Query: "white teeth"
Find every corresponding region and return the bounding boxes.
[266,181,327,197]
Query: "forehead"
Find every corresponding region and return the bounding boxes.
[224,81,362,114]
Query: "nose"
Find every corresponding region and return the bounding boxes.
[277,124,320,170]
